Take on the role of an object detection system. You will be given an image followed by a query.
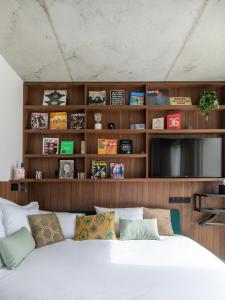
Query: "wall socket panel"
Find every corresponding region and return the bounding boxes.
[169,197,191,204]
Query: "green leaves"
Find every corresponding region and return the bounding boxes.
[199,91,219,121]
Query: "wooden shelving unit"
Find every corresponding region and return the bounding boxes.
[21,82,225,182]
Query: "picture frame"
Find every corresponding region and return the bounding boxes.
[59,160,74,179]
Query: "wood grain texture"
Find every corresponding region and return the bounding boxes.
[0,181,28,205]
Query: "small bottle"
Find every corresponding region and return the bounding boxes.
[19,163,25,179]
[14,161,19,180]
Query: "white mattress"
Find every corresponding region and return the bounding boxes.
[0,235,224,300]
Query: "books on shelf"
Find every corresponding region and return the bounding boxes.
[147,89,169,105]
[110,162,124,179]
[59,160,74,179]
[129,92,145,106]
[43,90,67,106]
[31,113,48,129]
[152,117,165,129]
[43,138,59,154]
[130,123,145,129]
[50,112,67,130]
[98,139,117,154]
[110,90,125,105]
[166,113,181,129]
[91,160,107,179]
[88,91,106,105]
[60,141,74,154]
[119,140,133,154]
[70,113,85,129]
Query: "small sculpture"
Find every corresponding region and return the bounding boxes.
[94,113,102,130]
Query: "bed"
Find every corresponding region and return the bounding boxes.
[0,235,224,300]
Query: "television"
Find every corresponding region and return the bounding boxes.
[151,137,222,177]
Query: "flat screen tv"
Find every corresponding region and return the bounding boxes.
[151,137,222,177]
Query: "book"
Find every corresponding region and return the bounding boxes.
[88,91,106,105]
[119,140,133,154]
[43,138,59,154]
[91,160,107,179]
[31,113,48,129]
[146,89,169,105]
[60,141,74,155]
[97,139,117,155]
[152,117,165,129]
[81,141,85,154]
[166,113,181,129]
[43,90,67,106]
[110,162,124,179]
[110,90,125,105]
[129,92,145,106]
[50,112,67,130]
[169,97,192,105]
[130,123,145,129]
[70,113,85,129]
[59,160,74,179]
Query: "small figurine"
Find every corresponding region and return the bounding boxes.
[94,113,102,130]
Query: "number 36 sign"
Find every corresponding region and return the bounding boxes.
[166,113,181,129]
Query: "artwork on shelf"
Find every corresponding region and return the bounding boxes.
[94,113,102,129]
[130,123,145,129]
[169,97,192,105]
[91,160,107,179]
[59,160,74,179]
[152,117,165,129]
[129,92,145,106]
[146,89,169,105]
[110,90,125,105]
[60,141,74,155]
[43,90,67,106]
[70,113,85,129]
[98,139,117,154]
[50,112,67,130]
[43,138,59,155]
[110,162,124,179]
[88,91,106,105]
[31,113,48,129]
[166,113,181,129]
[81,141,86,154]
[119,140,133,154]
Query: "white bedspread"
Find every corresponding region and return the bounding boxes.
[0,235,224,300]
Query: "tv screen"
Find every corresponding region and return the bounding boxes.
[151,137,222,177]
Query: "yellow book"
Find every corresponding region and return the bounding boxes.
[50,112,67,130]
[98,139,117,154]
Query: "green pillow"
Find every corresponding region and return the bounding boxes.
[0,257,3,268]
[0,227,35,269]
[119,219,160,240]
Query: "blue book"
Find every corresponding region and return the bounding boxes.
[129,92,145,106]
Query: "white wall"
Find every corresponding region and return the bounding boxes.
[0,54,23,180]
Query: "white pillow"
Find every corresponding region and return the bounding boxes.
[0,205,39,236]
[55,212,84,239]
[95,206,143,236]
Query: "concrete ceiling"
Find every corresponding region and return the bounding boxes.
[0,0,225,81]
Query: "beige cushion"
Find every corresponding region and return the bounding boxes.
[28,213,64,248]
[143,208,173,236]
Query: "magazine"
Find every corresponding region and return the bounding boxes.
[31,113,48,129]
[110,163,124,179]
[59,160,74,179]
[70,113,85,129]
[98,139,117,154]
[91,160,107,179]
[43,138,59,154]
[50,112,67,130]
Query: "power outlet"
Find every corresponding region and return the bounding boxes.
[169,197,191,204]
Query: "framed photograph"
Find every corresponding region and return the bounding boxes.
[43,138,59,154]
[43,90,67,106]
[31,113,48,129]
[152,117,164,129]
[59,160,74,179]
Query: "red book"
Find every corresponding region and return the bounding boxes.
[166,113,181,129]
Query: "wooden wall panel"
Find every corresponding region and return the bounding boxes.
[0,181,28,205]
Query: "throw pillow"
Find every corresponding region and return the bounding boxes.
[74,212,116,241]
[28,213,64,248]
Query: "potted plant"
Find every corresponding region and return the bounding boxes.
[199,91,219,121]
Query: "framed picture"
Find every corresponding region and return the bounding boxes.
[59,160,74,179]
[43,90,67,106]
[152,117,164,129]
[43,138,59,154]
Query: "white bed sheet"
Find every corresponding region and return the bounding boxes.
[0,235,224,300]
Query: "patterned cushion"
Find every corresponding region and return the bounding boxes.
[28,213,64,248]
[143,208,174,236]
[74,212,116,241]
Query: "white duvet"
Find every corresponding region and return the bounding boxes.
[0,235,224,300]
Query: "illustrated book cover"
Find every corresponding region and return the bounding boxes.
[110,90,125,105]
[43,138,59,154]
[70,113,85,129]
[91,160,107,179]
[152,117,165,129]
[88,91,106,105]
[147,89,169,105]
[110,162,124,179]
[59,160,74,179]
[43,90,67,106]
[60,141,74,155]
[129,92,145,106]
[50,112,67,130]
[119,140,133,154]
[31,113,48,129]
[166,113,181,129]
[97,139,117,154]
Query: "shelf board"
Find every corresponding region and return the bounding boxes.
[147,105,225,111]
[25,105,85,111]
[86,105,146,111]
[200,208,225,213]
[85,154,147,158]
[24,129,85,134]
[24,154,85,158]
[148,129,225,134]
[86,129,146,134]
[24,154,147,158]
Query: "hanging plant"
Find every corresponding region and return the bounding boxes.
[199,91,219,121]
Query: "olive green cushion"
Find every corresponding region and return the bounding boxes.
[0,257,3,268]
[0,227,35,269]
[119,219,160,240]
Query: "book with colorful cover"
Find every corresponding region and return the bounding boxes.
[129,92,145,106]
[43,90,67,106]
[119,140,133,154]
[50,112,67,130]
[91,160,107,179]
[166,113,181,129]
[88,91,106,105]
[60,141,74,154]
[70,113,85,129]
[146,89,169,105]
[97,139,117,154]
[110,162,124,179]
[31,113,48,129]
[43,138,59,154]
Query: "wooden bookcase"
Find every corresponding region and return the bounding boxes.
[20,82,225,183]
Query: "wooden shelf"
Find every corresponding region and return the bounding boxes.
[25,105,85,111]
[24,154,147,158]
[86,129,146,134]
[24,129,85,134]
[24,154,85,158]
[147,105,225,111]
[85,154,147,158]
[86,105,146,111]
[148,129,225,134]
